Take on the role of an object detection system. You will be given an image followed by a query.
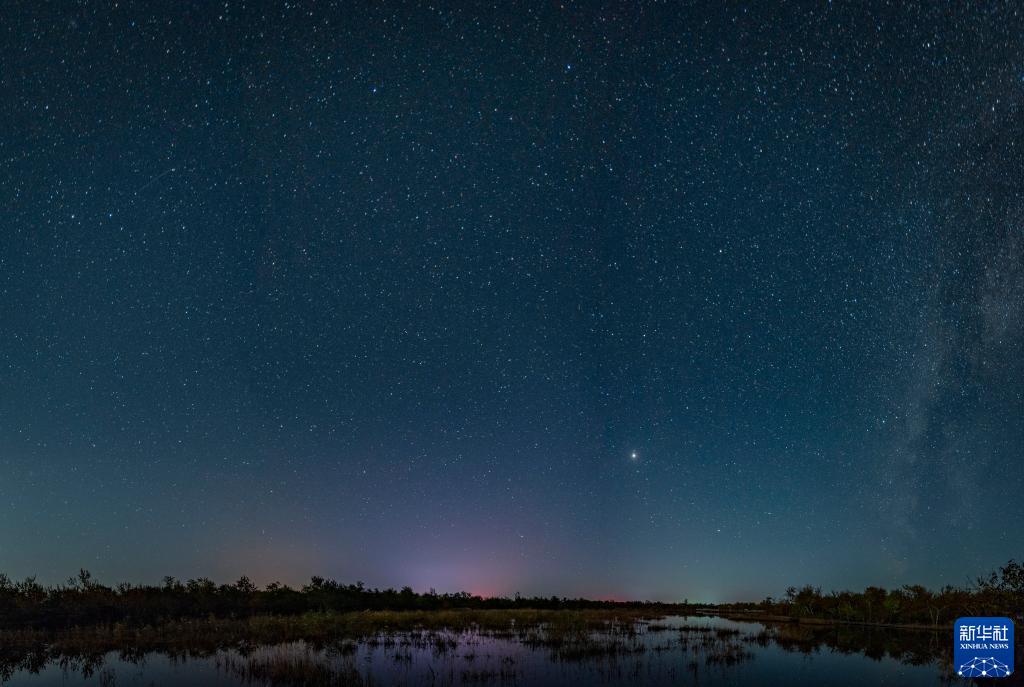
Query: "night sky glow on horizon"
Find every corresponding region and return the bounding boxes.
[1,2,1022,603]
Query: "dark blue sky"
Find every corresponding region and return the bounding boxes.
[1,2,1022,602]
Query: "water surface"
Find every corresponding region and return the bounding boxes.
[0,615,990,686]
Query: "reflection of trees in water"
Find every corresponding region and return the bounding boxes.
[1,626,757,685]
[759,621,949,665]
[0,648,109,683]
[751,620,1024,684]
[0,642,225,684]
[2,619,1020,686]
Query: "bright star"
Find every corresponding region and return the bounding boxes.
[630,451,638,461]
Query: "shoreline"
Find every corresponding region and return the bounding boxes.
[0,607,960,643]
[701,610,952,631]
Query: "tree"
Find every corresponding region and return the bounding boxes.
[234,576,257,594]
[862,586,887,623]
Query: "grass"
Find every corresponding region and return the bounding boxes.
[195,609,674,685]
[0,608,666,663]
[218,648,370,687]
[4,610,975,686]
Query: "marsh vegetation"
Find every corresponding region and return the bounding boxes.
[3,611,1011,686]
[2,558,1020,631]
[1,563,1021,685]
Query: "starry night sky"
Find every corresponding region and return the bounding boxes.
[1,2,1022,603]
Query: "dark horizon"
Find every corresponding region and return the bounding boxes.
[4,556,1022,620]
[1,558,1018,607]
[2,2,1023,603]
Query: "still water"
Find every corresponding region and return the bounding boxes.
[0,615,999,686]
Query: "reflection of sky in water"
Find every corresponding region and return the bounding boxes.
[3,616,949,686]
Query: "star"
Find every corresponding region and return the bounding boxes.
[4,0,1022,611]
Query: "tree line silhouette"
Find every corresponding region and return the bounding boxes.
[0,558,1019,629]
[734,558,1024,626]
[0,570,677,629]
